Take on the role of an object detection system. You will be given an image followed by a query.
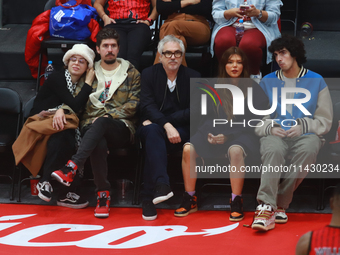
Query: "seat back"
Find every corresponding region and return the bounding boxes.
[0,88,22,146]
[23,96,36,122]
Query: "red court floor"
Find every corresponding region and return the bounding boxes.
[0,204,332,255]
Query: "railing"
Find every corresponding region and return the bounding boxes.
[0,0,3,28]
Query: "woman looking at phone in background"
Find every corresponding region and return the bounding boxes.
[211,0,282,80]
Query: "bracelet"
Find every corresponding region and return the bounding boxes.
[101,13,107,19]
[146,17,153,26]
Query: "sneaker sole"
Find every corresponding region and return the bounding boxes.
[229,216,244,222]
[142,214,157,221]
[51,172,71,187]
[38,192,52,202]
[174,207,198,217]
[153,191,174,205]
[275,218,288,224]
[251,223,275,231]
[94,212,109,218]
[57,201,89,209]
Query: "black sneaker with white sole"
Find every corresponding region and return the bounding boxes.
[142,200,157,221]
[152,183,173,205]
[36,181,53,202]
[57,192,89,209]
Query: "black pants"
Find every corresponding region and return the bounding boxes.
[72,117,130,192]
[40,129,79,197]
[105,23,151,70]
[137,123,190,201]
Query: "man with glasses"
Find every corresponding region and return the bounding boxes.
[138,35,200,220]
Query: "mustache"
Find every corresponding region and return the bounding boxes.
[106,53,115,57]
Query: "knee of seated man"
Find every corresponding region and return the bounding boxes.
[260,141,286,157]
[295,144,320,158]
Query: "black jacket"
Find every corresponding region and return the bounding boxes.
[30,70,92,116]
[140,63,200,128]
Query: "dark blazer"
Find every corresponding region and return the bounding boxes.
[140,63,200,128]
[30,70,92,116]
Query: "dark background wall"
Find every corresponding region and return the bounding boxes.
[296,0,340,31]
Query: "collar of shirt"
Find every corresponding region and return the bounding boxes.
[167,78,177,93]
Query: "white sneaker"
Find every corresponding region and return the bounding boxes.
[251,204,275,231]
[275,207,288,223]
[36,181,53,202]
[250,72,262,84]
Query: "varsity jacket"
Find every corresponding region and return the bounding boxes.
[255,66,333,137]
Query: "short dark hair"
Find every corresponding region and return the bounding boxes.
[96,27,120,47]
[268,34,307,67]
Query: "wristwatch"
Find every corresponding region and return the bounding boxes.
[146,18,153,26]
[257,10,263,19]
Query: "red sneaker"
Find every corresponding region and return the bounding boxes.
[51,160,77,187]
[94,191,111,218]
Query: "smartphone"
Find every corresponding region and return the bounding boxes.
[240,4,250,11]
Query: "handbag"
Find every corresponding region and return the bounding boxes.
[49,0,97,40]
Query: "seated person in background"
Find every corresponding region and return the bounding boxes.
[138,35,200,221]
[94,0,158,70]
[252,34,333,232]
[13,44,95,208]
[154,0,213,66]
[211,0,282,79]
[296,183,340,255]
[51,28,141,218]
[175,47,268,221]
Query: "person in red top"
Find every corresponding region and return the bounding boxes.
[296,183,340,255]
[94,0,158,70]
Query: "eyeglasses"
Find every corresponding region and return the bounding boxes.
[69,57,87,64]
[162,51,183,58]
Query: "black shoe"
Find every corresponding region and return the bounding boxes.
[174,192,198,217]
[229,196,244,221]
[142,200,157,221]
[36,181,53,202]
[57,192,89,209]
[152,183,174,205]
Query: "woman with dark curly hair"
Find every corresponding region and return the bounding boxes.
[174,46,269,221]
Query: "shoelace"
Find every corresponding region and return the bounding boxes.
[98,198,108,207]
[276,208,285,213]
[97,195,110,207]
[66,192,79,200]
[255,207,273,220]
[41,181,53,192]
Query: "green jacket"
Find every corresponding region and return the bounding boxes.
[64,58,141,137]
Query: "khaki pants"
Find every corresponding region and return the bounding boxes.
[154,13,211,66]
[257,134,322,210]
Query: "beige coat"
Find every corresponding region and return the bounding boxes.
[12,114,78,177]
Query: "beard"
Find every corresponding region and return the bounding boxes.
[104,58,116,65]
